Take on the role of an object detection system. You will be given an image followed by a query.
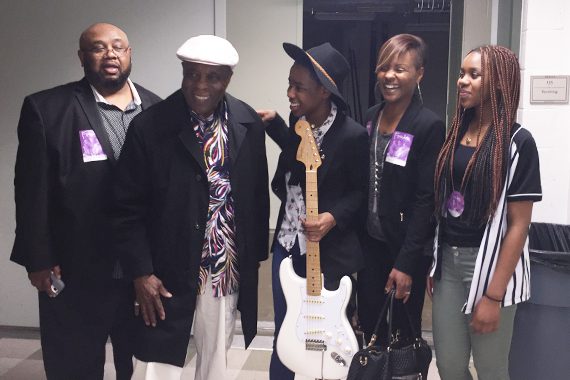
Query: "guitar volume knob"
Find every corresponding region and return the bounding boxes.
[330,352,347,367]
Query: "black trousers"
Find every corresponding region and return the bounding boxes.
[38,279,134,380]
[356,235,431,345]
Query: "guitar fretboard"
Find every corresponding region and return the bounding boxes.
[305,170,322,296]
[294,119,323,297]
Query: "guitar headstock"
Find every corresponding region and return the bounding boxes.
[295,120,322,170]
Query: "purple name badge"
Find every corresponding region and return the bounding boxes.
[446,190,465,218]
[79,130,107,162]
[366,121,373,136]
[386,131,414,167]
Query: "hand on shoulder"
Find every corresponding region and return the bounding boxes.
[256,109,276,124]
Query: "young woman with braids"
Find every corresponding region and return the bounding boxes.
[428,46,542,379]
[356,34,445,362]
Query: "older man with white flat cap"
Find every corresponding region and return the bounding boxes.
[113,35,269,380]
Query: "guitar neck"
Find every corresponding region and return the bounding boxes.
[305,170,322,296]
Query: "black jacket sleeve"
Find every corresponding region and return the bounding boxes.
[328,126,369,231]
[394,118,445,274]
[112,119,155,279]
[11,96,57,272]
[265,114,290,150]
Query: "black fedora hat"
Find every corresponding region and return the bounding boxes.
[283,42,350,109]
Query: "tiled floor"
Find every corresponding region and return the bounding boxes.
[0,253,478,379]
[0,328,478,379]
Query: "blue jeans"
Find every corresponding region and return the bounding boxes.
[269,242,306,380]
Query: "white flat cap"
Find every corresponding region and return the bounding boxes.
[176,35,239,70]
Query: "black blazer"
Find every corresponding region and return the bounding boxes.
[268,111,369,280]
[10,78,161,287]
[363,96,445,274]
[112,90,269,366]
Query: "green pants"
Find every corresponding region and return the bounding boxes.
[432,244,517,380]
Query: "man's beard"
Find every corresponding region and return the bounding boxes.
[86,62,132,93]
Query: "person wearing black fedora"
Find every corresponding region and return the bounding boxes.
[258,42,368,380]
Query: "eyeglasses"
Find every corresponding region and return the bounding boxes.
[83,46,130,56]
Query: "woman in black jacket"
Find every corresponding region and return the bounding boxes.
[356,34,445,349]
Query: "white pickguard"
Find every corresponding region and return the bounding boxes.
[277,256,358,379]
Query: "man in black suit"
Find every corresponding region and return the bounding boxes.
[113,35,269,380]
[10,23,161,379]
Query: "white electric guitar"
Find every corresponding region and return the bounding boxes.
[276,120,358,379]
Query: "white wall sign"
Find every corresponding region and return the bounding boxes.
[530,75,569,104]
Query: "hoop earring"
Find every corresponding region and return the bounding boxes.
[417,83,423,104]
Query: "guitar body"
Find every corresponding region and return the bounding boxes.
[277,256,358,379]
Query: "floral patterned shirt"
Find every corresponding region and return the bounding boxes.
[277,103,337,254]
[192,102,239,297]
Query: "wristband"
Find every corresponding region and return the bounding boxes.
[484,293,502,303]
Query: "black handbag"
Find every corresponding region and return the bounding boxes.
[347,290,432,380]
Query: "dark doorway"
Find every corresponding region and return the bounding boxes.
[303,0,452,124]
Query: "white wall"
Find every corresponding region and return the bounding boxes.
[0,0,216,327]
[518,0,570,223]
[226,0,303,228]
[0,0,303,328]
[460,0,567,224]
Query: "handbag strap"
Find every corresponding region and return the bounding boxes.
[367,289,395,347]
[366,289,423,347]
[400,299,421,340]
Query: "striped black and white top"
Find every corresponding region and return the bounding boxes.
[430,124,542,313]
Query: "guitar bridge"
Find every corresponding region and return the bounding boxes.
[305,339,327,351]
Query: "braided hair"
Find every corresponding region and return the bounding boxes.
[434,45,521,225]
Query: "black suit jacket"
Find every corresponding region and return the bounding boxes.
[11,78,161,287]
[112,90,269,366]
[268,111,369,280]
[363,96,445,274]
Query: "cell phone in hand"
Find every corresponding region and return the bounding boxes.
[50,271,65,296]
